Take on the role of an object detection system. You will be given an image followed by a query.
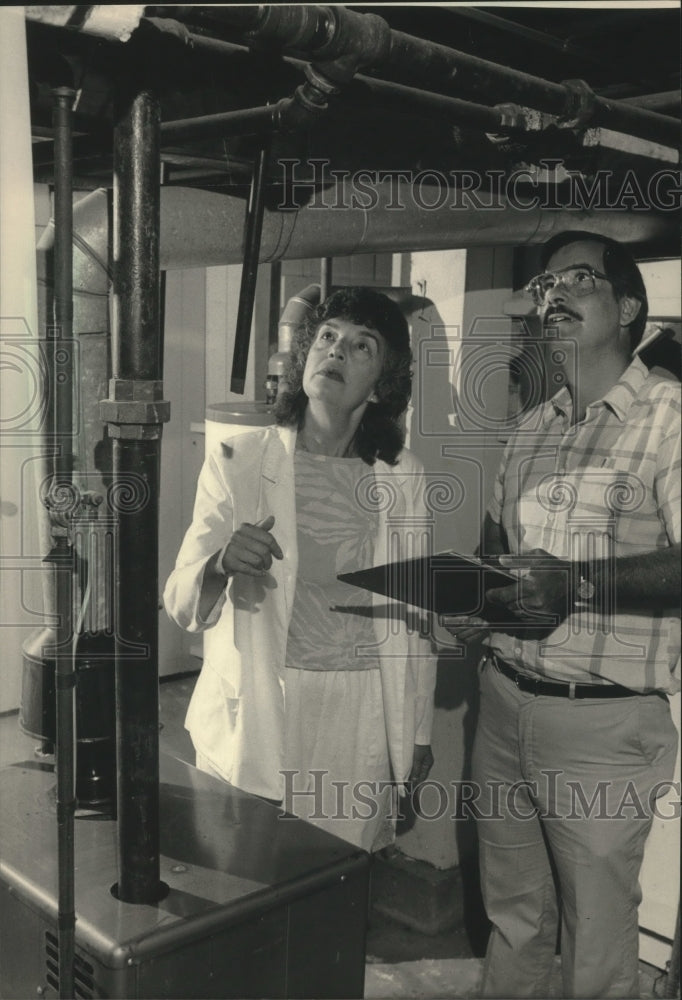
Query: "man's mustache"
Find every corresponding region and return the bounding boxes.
[543,306,582,324]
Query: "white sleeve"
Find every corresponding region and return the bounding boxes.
[162,449,235,632]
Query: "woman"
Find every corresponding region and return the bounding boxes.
[164,287,437,851]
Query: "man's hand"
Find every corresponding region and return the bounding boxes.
[488,548,572,625]
[439,615,491,645]
[220,515,284,577]
[409,744,434,787]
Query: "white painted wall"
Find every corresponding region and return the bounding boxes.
[396,247,515,869]
[158,268,207,677]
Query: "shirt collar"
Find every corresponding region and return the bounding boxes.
[546,356,649,425]
[545,384,571,424]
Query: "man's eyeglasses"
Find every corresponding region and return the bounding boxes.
[525,265,612,306]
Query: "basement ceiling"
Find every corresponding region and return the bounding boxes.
[24,4,681,251]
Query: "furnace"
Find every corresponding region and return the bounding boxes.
[0,754,370,999]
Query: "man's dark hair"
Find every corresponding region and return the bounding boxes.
[274,286,413,465]
[541,231,649,351]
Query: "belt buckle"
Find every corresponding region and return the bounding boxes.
[514,670,534,695]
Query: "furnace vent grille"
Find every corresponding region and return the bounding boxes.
[45,931,95,999]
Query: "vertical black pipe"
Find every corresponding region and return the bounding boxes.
[268,260,282,352]
[159,162,169,378]
[230,141,271,394]
[51,85,77,1000]
[320,257,333,301]
[111,87,164,904]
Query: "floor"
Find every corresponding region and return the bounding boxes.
[0,672,671,999]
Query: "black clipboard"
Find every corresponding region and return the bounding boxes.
[338,551,558,630]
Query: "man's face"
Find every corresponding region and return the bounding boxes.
[540,240,632,356]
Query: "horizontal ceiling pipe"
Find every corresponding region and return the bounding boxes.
[117,28,682,156]
[145,20,682,127]
[442,6,608,71]
[589,96,679,150]
[177,5,679,150]
[622,90,681,113]
[29,18,677,170]
[161,105,276,142]
[177,4,332,48]
[160,85,506,145]
[153,56,679,165]
[332,77,506,132]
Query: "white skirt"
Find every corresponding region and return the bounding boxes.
[282,666,395,852]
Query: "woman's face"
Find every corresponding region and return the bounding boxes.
[302,316,386,416]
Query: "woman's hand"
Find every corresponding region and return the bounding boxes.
[220,515,284,577]
[409,743,434,786]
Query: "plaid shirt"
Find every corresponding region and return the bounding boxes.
[487,357,681,693]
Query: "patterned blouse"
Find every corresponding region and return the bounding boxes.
[285,450,382,671]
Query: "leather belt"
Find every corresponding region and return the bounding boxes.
[490,654,638,699]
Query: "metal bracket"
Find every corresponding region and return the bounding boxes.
[42,484,104,541]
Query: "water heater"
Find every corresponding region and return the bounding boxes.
[204,400,275,456]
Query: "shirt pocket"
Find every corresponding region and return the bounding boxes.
[519,467,647,560]
[572,465,651,552]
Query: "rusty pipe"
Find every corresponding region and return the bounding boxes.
[174,5,679,149]
[108,85,167,906]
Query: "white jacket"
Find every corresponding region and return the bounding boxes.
[163,425,437,802]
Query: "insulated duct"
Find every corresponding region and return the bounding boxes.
[47,183,675,278]
[160,186,673,266]
[25,5,145,42]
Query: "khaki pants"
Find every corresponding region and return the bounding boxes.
[472,657,678,999]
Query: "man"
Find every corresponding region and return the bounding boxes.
[449,232,680,998]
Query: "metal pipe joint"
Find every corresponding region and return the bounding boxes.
[242,4,334,51]
[560,79,599,128]
[100,378,170,439]
[310,6,392,79]
[269,7,392,132]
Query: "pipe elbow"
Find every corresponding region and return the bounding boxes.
[279,283,321,330]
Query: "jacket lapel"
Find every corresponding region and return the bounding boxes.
[259,426,298,618]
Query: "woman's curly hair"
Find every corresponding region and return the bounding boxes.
[274,286,413,465]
